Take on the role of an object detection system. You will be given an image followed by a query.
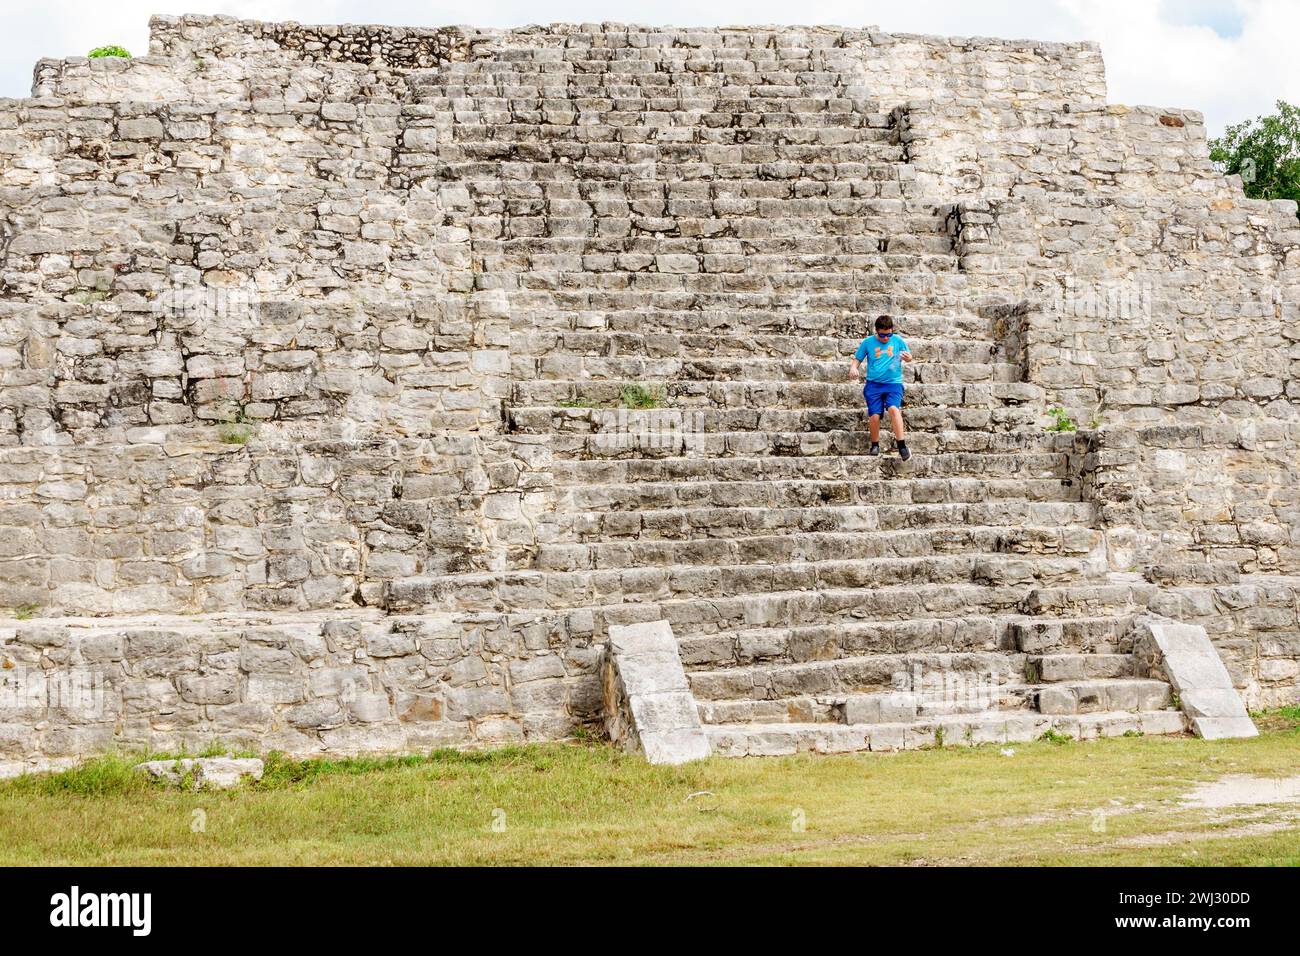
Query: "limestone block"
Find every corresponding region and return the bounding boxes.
[1132,615,1257,739]
[602,620,710,764]
[134,757,264,789]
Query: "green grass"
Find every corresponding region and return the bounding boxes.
[553,385,666,410]
[11,603,39,620]
[216,422,254,445]
[1045,406,1078,433]
[2,713,1299,866]
[619,383,665,409]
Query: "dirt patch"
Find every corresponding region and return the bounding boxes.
[1182,774,1300,809]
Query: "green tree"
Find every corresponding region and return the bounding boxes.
[1209,100,1300,208]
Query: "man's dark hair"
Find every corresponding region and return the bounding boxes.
[874,314,894,332]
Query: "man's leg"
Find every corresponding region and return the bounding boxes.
[865,383,883,455]
[886,405,905,441]
[886,386,910,460]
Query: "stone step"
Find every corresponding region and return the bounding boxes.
[686,650,1027,702]
[1021,579,1156,617]
[385,556,1103,614]
[509,380,1039,410]
[430,109,894,126]
[429,79,877,94]
[512,330,1001,363]
[509,405,1044,436]
[564,476,1082,513]
[512,377,1040,408]
[1010,615,1136,653]
[493,220,949,243]
[674,613,1134,670]
[393,571,1017,619]
[549,430,1074,464]
[427,60,865,72]
[518,309,988,339]
[440,152,912,176]
[427,42,864,60]
[445,164,920,190]
[516,355,1023,385]
[535,526,1101,571]
[705,709,1189,756]
[559,501,1097,540]
[386,581,1165,654]
[472,195,955,221]
[486,254,953,279]
[693,667,1160,722]
[1035,678,1172,715]
[477,231,951,253]
[495,285,970,314]
[420,80,875,99]
[444,126,901,149]
[696,682,1039,725]
[677,615,1010,666]
[424,65,869,82]
[441,136,899,160]
[1026,653,1138,682]
[428,57,865,73]
[480,255,960,282]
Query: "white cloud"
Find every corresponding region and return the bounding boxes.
[2,0,1295,137]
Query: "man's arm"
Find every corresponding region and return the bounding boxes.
[849,357,862,381]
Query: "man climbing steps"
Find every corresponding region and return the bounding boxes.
[849,314,913,460]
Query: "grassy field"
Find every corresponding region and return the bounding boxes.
[2,710,1299,866]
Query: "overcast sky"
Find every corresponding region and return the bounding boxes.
[3,0,1296,137]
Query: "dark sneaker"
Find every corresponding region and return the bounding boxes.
[897,443,911,461]
[868,443,880,456]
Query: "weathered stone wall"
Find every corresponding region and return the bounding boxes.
[847,31,1105,108]
[900,103,1220,199]
[1150,578,1300,707]
[952,190,1300,577]
[148,14,471,66]
[0,95,502,445]
[0,437,501,616]
[31,55,416,104]
[1089,424,1300,574]
[0,81,523,644]
[953,193,1300,423]
[0,608,601,769]
[146,15,1106,108]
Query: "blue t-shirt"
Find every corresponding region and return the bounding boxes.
[855,334,910,384]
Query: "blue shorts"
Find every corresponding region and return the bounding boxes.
[863,381,904,417]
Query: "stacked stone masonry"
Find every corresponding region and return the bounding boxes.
[0,15,1293,769]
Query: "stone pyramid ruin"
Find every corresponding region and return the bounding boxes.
[1,16,1296,769]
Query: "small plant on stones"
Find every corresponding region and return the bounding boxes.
[1039,727,1074,745]
[88,45,131,58]
[1045,407,1077,433]
[216,400,256,445]
[13,603,39,620]
[619,383,665,409]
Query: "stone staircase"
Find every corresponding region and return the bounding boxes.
[381,39,1189,753]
